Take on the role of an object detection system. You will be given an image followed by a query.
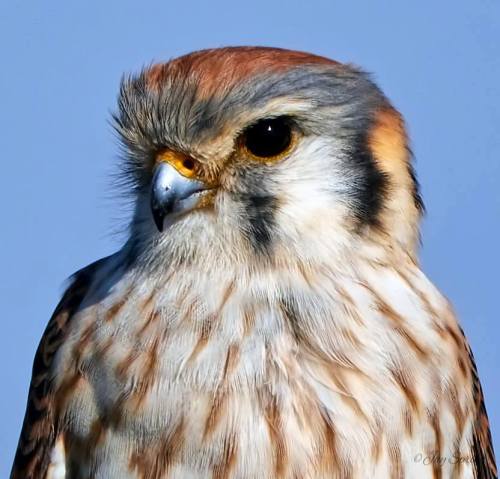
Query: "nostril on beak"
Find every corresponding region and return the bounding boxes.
[150,161,210,232]
[181,158,195,171]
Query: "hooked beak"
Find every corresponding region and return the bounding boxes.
[150,161,210,232]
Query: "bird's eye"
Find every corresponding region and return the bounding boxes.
[242,117,294,160]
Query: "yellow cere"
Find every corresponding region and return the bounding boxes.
[156,150,197,179]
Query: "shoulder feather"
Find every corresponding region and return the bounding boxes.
[10,256,112,479]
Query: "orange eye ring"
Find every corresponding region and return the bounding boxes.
[239,116,298,163]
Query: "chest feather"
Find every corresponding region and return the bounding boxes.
[53,262,476,478]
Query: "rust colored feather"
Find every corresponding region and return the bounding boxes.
[10,257,107,479]
[145,46,338,99]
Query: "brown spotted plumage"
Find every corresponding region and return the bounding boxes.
[11,257,109,479]
[12,47,496,478]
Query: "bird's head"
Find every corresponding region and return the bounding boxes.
[114,47,423,268]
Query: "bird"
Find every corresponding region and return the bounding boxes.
[11,46,497,479]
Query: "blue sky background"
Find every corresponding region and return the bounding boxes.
[0,1,498,474]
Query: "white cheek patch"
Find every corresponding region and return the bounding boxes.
[272,137,354,255]
[277,136,350,210]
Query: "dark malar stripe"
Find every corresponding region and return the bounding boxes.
[241,193,278,254]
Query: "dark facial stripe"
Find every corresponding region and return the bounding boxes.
[234,165,279,254]
[348,133,389,228]
[242,193,278,254]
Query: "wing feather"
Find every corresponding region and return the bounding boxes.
[462,327,498,479]
[10,258,107,479]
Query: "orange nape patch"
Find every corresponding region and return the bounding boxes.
[145,46,340,100]
[367,107,409,175]
[367,105,422,255]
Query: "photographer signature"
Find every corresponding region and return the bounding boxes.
[414,452,473,466]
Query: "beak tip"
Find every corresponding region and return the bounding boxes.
[150,161,208,232]
[151,206,165,232]
[153,213,164,233]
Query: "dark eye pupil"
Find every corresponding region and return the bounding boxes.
[244,117,292,158]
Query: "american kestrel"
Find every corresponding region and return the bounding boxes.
[12,47,496,479]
